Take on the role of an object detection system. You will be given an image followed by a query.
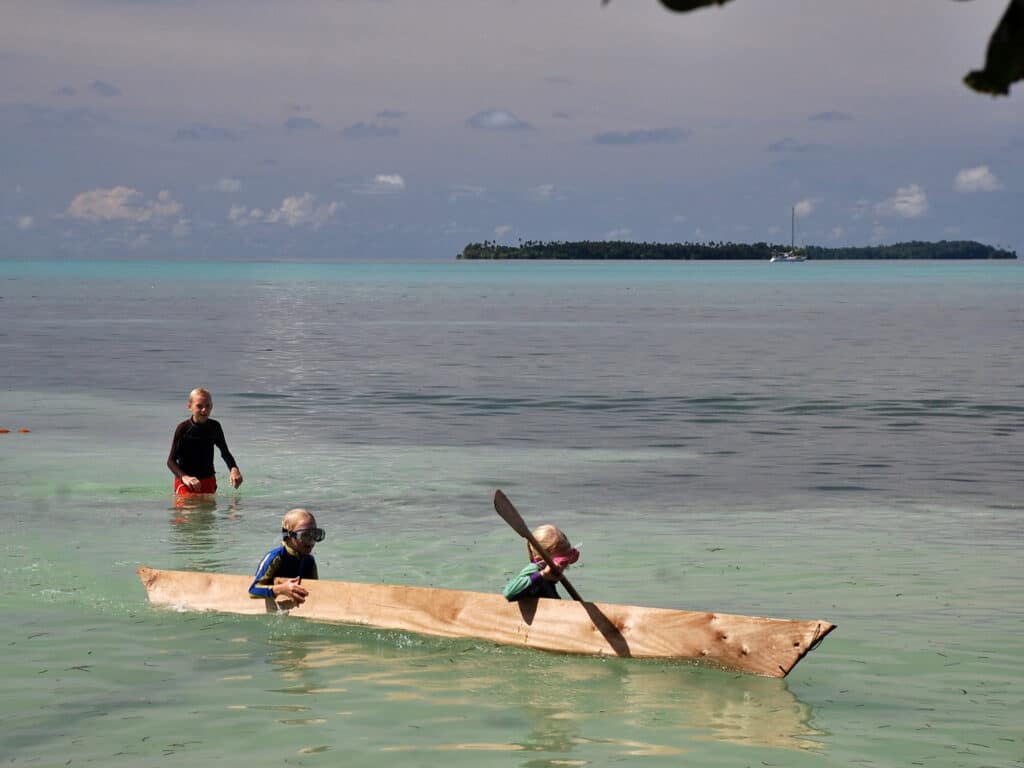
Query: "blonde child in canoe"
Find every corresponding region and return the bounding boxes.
[249,508,323,604]
[502,524,579,601]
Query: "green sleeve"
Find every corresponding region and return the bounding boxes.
[502,563,542,600]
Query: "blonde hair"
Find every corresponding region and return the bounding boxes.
[527,524,571,561]
[282,507,316,531]
[188,387,212,404]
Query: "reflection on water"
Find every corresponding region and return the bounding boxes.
[260,635,822,758]
[619,665,823,751]
[167,495,243,571]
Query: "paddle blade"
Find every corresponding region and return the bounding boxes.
[493,489,585,603]
[494,489,532,538]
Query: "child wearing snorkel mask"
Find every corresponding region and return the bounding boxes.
[248,508,324,604]
[502,524,580,602]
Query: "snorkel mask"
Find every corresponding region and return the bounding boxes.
[283,527,326,544]
[535,547,579,568]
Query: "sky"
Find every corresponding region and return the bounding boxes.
[1,0,1022,260]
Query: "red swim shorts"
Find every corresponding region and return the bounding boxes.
[174,476,217,496]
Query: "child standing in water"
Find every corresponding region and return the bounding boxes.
[249,508,323,603]
[502,524,580,601]
[166,387,243,496]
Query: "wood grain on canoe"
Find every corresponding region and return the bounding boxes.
[137,566,834,677]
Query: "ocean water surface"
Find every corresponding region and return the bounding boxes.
[1,259,1021,767]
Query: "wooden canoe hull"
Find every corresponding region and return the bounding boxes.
[137,567,834,678]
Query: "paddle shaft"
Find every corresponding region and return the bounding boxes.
[493,489,584,603]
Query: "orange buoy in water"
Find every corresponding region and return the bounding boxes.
[18,428,31,433]
[0,428,9,434]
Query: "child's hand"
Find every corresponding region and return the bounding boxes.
[182,475,201,492]
[229,467,243,489]
[277,578,309,603]
[540,562,564,581]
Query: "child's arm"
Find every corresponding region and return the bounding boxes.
[249,550,280,599]
[213,423,243,488]
[246,548,280,598]
[167,421,200,491]
[503,562,558,601]
[249,550,310,602]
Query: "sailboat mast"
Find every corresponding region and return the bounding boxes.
[791,206,795,250]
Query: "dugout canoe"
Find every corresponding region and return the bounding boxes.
[137,566,834,677]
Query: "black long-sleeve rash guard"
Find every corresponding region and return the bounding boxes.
[167,418,238,479]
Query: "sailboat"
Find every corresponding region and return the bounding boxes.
[770,207,807,262]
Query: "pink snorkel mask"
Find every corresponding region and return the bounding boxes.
[537,547,580,568]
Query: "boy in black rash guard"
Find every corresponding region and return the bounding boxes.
[166,387,243,496]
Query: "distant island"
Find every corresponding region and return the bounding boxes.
[458,240,1016,260]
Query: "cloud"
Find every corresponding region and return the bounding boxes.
[216,178,242,193]
[285,116,321,133]
[465,108,533,132]
[360,174,406,194]
[175,123,236,141]
[592,127,689,146]
[376,110,405,120]
[231,194,341,229]
[268,194,335,226]
[57,86,77,97]
[876,183,928,219]
[808,111,854,122]
[766,137,822,153]
[851,199,872,219]
[794,199,816,218]
[448,184,486,202]
[494,224,513,238]
[342,121,399,139]
[830,226,845,240]
[528,184,555,202]
[67,187,182,222]
[172,219,192,237]
[16,216,34,231]
[20,105,105,135]
[954,165,1002,192]
[90,80,121,97]
[228,205,255,225]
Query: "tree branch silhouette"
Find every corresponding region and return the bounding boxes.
[612,0,1023,97]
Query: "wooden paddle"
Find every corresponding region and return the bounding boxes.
[493,489,584,603]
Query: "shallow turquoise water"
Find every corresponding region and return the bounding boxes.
[1,260,1021,767]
